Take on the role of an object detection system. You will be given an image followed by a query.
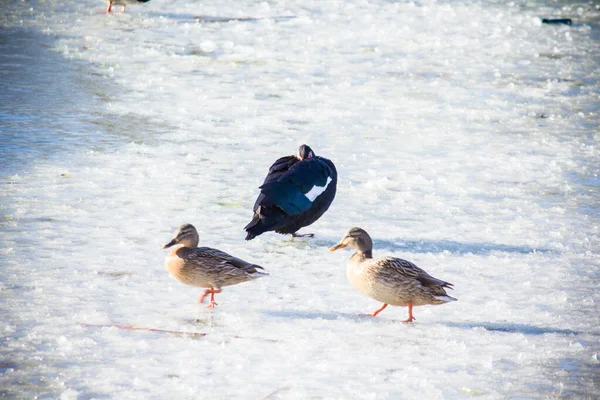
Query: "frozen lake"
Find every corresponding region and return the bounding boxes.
[1,0,599,398]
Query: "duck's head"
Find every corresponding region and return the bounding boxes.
[296,144,315,160]
[163,223,199,249]
[329,227,373,254]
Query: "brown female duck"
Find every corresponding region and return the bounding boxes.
[163,223,268,308]
[330,227,456,322]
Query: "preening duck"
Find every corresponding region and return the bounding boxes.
[163,224,268,308]
[244,144,337,240]
[330,227,456,322]
[104,0,150,13]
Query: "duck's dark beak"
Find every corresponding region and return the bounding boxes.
[329,242,346,251]
[163,239,177,249]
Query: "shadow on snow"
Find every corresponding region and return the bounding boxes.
[145,12,295,24]
[263,311,599,338]
[263,309,363,321]
[320,233,554,256]
[445,321,588,336]
[372,238,555,256]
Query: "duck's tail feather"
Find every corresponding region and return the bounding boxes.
[244,215,261,240]
[244,206,285,240]
[435,295,457,303]
[250,270,269,279]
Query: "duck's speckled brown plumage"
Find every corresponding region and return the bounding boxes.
[163,224,267,306]
[330,227,456,321]
[165,245,265,288]
[347,253,454,307]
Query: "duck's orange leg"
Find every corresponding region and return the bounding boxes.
[202,288,222,309]
[198,288,212,304]
[402,302,415,323]
[360,303,388,317]
[206,288,222,308]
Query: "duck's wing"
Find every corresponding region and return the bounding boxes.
[188,247,264,273]
[264,155,298,183]
[258,157,336,216]
[379,257,453,289]
[251,155,298,212]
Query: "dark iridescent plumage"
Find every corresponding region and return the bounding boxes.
[244,144,337,240]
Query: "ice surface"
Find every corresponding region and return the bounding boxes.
[1,0,599,398]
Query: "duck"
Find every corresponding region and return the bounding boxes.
[244,144,337,240]
[104,0,150,13]
[329,227,456,322]
[163,223,268,308]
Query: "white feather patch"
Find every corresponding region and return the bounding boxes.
[304,176,333,202]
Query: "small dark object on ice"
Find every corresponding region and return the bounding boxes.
[542,18,572,25]
[104,0,150,13]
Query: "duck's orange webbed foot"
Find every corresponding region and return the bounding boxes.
[360,303,388,317]
[402,302,415,323]
[199,288,222,308]
[206,301,218,309]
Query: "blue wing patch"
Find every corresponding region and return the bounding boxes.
[260,182,313,215]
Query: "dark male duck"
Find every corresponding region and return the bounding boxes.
[244,144,337,240]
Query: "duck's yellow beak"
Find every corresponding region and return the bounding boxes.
[329,243,346,251]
